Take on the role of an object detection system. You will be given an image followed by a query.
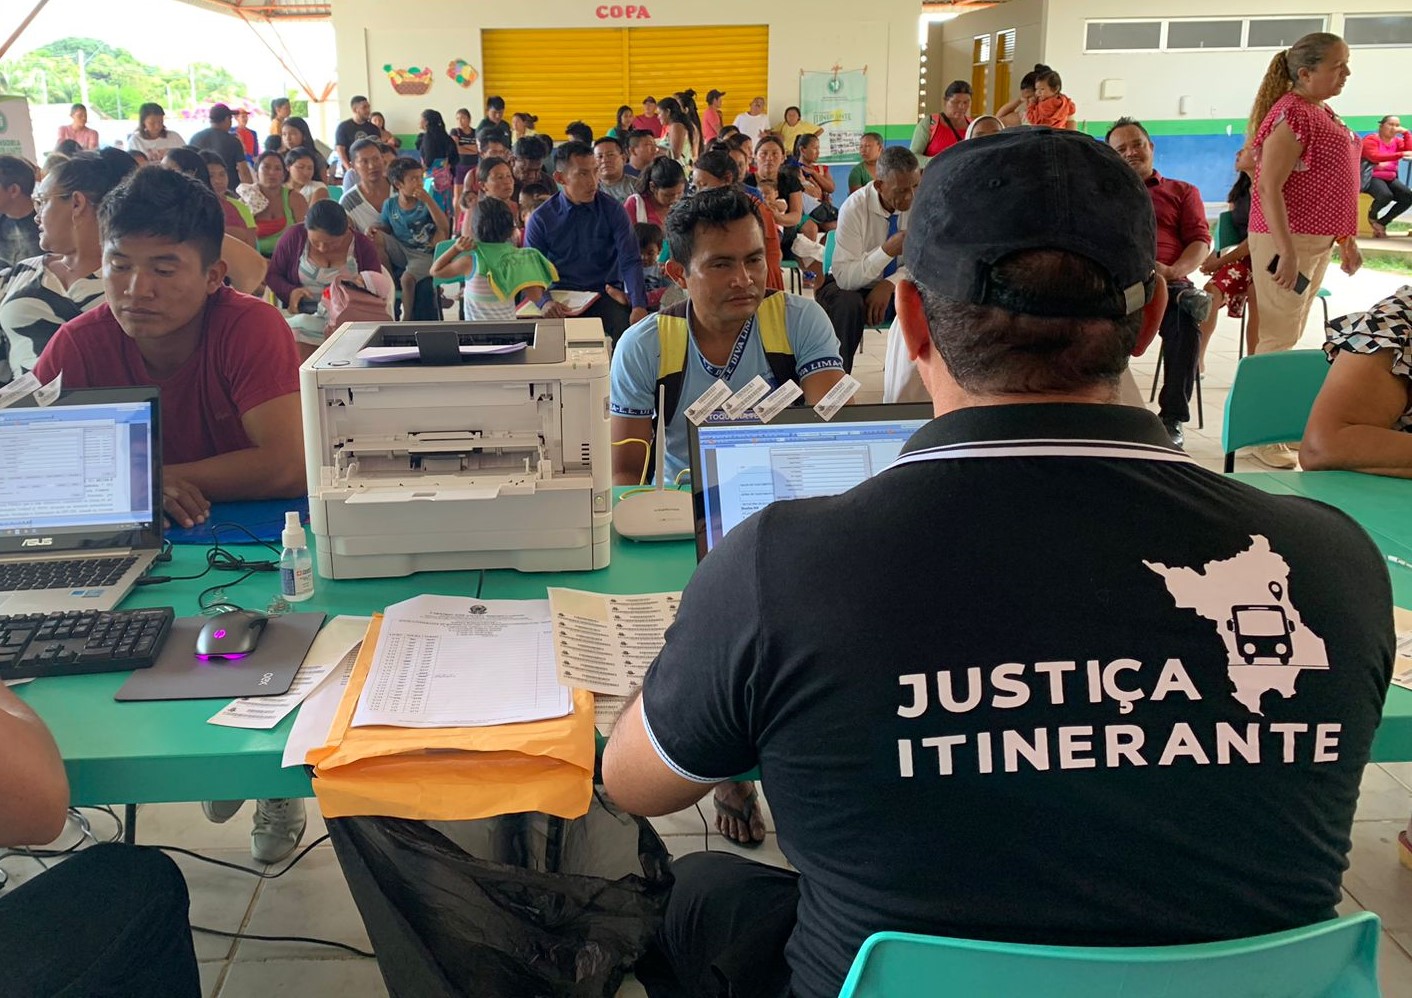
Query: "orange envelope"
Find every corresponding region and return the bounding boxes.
[307,614,596,821]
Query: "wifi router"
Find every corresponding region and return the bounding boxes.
[614,385,696,542]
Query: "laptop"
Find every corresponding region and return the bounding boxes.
[688,403,933,559]
[0,387,163,612]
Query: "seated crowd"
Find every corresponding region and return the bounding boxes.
[1,34,1409,996]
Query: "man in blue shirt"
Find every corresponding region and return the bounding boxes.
[525,141,647,341]
[610,185,844,849]
[610,186,843,488]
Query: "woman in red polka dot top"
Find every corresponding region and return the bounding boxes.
[1246,32,1362,357]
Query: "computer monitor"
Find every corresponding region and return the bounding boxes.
[0,387,162,556]
[688,403,933,559]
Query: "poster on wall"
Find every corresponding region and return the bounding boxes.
[0,95,36,164]
[799,67,867,161]
[383,64,434,96]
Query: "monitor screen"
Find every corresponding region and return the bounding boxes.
[691,404,931,557]
[0,399,157,538]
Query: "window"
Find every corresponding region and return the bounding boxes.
[1166,19,1243,50]
[1085,21,1162,51]
[1246,17,1326,48]
[971,35,990,115]
[995,28,1016,113]
[1345,14,1412,46]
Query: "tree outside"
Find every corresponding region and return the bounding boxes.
[0,36,253,121]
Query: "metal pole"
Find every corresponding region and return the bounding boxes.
[0,0,51,62]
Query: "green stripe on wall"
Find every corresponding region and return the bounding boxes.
[1077,115,1387,138]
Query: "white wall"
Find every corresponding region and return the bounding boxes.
[1041,1,1412,126]
[330,0,921,137]
[936,0,1046,116]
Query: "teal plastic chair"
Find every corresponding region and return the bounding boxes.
[838,913,1382,998]
[822,227,836,274]
[1221,348,1330,472]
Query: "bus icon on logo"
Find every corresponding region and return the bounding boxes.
[1226,603,1296,665]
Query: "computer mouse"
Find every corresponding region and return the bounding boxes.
[196,610,270,660]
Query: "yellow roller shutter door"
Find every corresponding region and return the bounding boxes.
[481,28,629,140]
[626,25,769,127]
[480,25,768,141]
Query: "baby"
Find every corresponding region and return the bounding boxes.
[1025,65,1077,130]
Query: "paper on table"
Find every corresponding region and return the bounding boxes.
[548,588,681,696]
[356,343,528,363]
[594,694,630,735]
[207,615,370,730]
[352,595,571,729]
[283,649,358,767]
[1391,608,1412,692]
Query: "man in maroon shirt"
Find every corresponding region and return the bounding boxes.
[632,96,665,138]
[34,165,304,528]
[1107,117,1211,448]
[33,165,309,865]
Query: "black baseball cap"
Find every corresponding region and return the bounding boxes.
[707,89,726,104]
[904,127,1156,319]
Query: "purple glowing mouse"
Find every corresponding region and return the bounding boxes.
[196,610,269,660]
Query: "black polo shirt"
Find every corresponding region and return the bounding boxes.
[640,402,1394,998]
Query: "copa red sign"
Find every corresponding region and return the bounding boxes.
[596,4,651,18]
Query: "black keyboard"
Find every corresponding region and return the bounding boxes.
[0,556,139,592]
[0,608,174,680]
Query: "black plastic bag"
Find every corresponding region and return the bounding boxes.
[326,790,673,998]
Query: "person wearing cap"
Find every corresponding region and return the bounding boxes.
[231,107,259,164]
[816,145,921,372]
[633,97,665,139]
[604,126,1394,998]
[188,104,253,193]
[702,90,727,144]
[1107,117,1212,448]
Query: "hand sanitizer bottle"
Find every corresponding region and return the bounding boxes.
[279,511,314,602]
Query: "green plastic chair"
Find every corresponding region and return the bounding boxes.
[838,913,1382,998]
[822,227,836,274]
[1213,209,1332,359]
[1221,348,1330,472]
[1215,209,1240,254]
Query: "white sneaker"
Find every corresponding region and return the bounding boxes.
[202,800,245,823]
[251,798,306,864]
[1250,443,1298,469]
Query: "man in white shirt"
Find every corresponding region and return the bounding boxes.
[733,97,772,145]
[816,146,921,371]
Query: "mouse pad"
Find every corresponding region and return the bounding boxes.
[114,612,326,702]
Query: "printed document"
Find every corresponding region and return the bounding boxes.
[352,595,571,728]
[547,588,681,696]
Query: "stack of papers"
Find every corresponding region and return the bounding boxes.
[547,588,681,734]
[351,595,571,729]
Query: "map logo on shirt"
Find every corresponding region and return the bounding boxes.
[1146,534,1329,715]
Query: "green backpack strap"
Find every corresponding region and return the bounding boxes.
[647,301,691,484]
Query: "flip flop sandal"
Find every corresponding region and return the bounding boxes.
[713,785,764,849]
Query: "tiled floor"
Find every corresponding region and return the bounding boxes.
[6,265,1412,995]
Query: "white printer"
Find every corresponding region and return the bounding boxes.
[301,319,612,578]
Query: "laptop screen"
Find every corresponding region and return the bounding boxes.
[690,403,932,558]
[0,390,161,554]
